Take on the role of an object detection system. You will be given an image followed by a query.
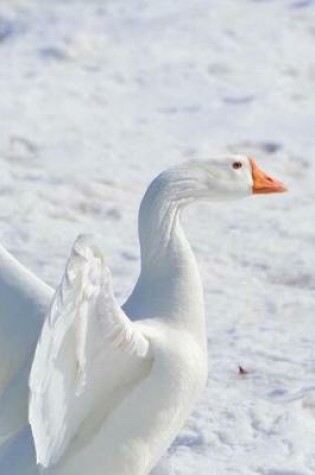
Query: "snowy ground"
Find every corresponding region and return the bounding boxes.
[0,0,315,473]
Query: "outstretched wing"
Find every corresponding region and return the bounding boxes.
[29,235,151,469]
[0,243,53,394]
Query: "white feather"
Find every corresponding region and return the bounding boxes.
[0,244,53,446]
[29,234,150,468]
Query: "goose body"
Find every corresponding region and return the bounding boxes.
[0,157,286,474]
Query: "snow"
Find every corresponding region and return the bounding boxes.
[0,0,315,473]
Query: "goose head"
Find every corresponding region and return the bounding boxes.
[160,155,287,204]
[140,155,287,225]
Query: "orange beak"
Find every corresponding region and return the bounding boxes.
[250,158,288,194]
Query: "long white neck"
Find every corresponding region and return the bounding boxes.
[124,164,206,342]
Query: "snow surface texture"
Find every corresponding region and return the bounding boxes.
[0,0,315,474]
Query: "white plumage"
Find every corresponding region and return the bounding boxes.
[29,234,151,469]
[0,244,53,447]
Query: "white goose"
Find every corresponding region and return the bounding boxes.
[0,156,286,475]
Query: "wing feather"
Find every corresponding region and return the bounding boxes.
[0,244,53,394]
[29,234,150,468]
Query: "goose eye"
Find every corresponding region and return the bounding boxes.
[232,162,242,170]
